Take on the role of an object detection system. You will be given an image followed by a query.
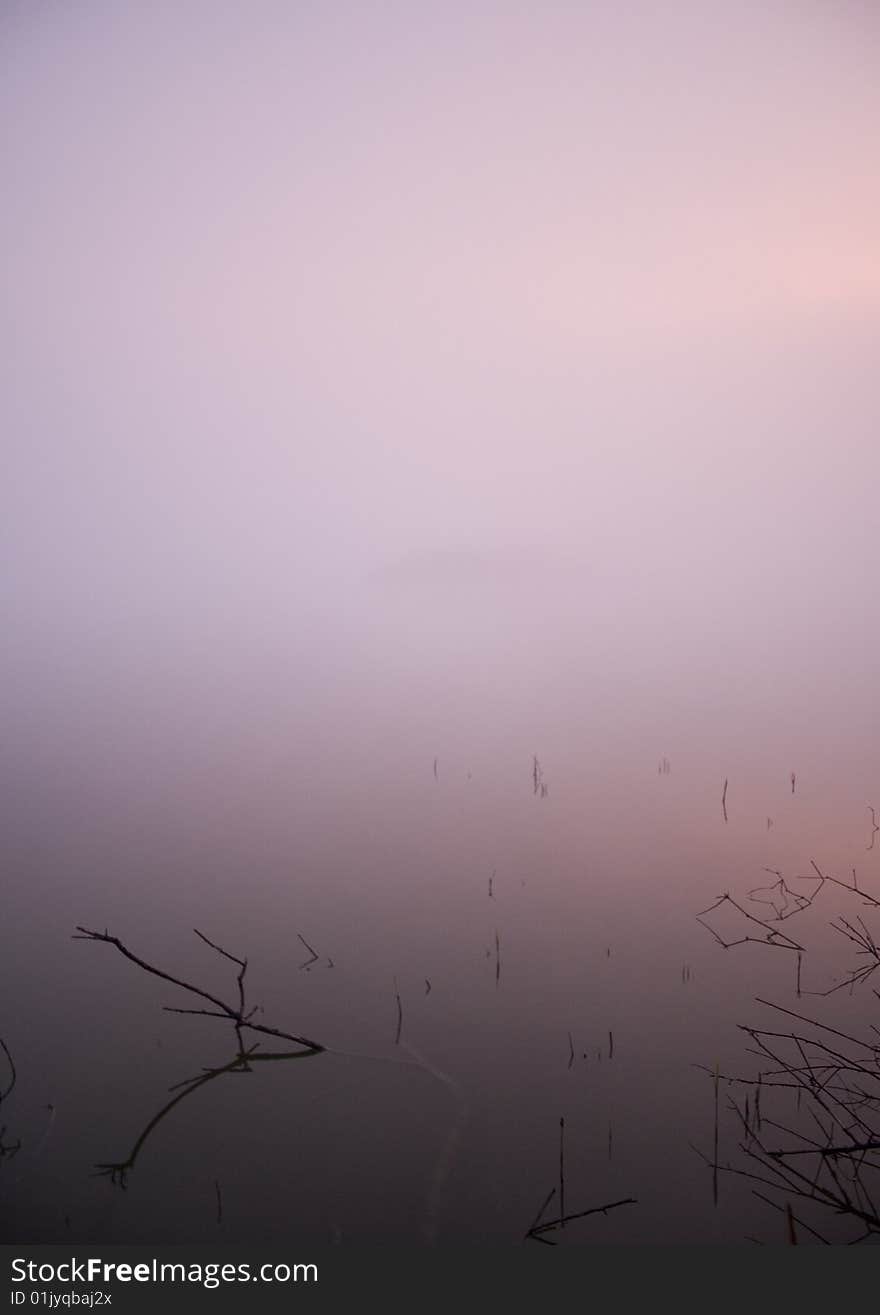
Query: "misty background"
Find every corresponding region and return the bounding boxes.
[1,1,879,1244]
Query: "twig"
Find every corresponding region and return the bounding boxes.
[559,1117,565,1230]
[868,806,879,852]
[297,933,319,970]
[713,1061,720,1207]
[0,1038,16,1104]
[393,977,403,1045]
[74,926,323,1053]
[527,1197,638,1240]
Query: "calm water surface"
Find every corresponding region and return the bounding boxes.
[3,635,877,1246]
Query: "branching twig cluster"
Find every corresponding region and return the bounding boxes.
[695,999,880,1242]
[695,854,880,1242]
[74,925,325,1187]
[74,925,325,1056]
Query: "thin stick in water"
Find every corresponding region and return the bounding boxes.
[559,1117,565,1231]
[713,1060,720,1207]
[393,976,403,1045]
[525,1187,556,1239]
[297,933,319,970]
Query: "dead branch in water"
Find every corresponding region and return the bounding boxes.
[73,926,324,1056]
[524,1195,637,1244]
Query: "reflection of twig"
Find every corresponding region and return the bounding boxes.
[748,872,812,922]
[696,894,805,953]
[867,806,879,852]
[393,977,403,1045]
[524,1186,555,1242]
[559,1117,565,1230]
[0,1038,21,1164]
[95,1044,319,1189]
[705,860,880,996]
[0,1127,21,1162]
[722,778,728,824]
[0,1036,21,1162]
[713,1061,720,1207]
[0,1037,15,1104]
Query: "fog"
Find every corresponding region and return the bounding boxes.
[2,2,879,1245]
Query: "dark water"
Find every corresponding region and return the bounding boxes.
[3,643,878,1247]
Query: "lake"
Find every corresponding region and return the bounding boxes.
[3,607,878,1246]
